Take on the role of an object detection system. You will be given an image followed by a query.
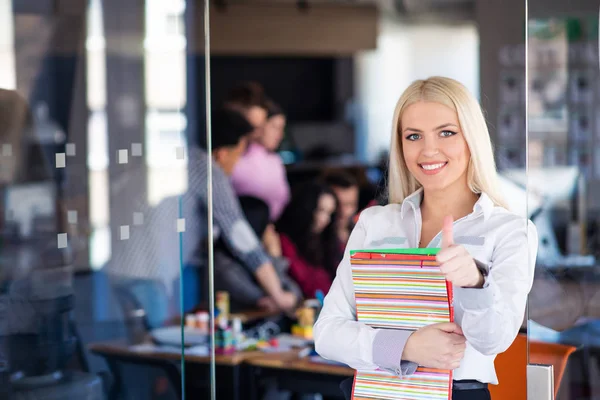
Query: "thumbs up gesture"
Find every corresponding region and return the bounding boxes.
[436,216,484,288]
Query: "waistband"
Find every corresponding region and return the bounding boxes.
[453,380,488,391]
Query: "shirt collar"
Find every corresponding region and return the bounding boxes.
[399,188,494,221]
[400,188,424,218]
[475,192,494,221]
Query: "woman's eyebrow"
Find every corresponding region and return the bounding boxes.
[403,123,459,133]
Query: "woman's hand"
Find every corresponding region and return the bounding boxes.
[402,322,467,370]
[437,216,484,288]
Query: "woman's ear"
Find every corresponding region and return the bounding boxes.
[213,148,224,163]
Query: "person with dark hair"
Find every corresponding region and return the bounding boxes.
[231,99,291,221]
[193,107,297,312]
[322,171,360,245]
[224,81,269,139]
[262,99,286,153]
[276,182,340,298]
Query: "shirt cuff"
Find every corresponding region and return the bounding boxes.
[454,273,495,311]
[372,329,418,377]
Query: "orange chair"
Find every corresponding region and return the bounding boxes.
[489,334,576,400]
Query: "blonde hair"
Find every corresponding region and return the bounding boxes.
[387,76,507,208]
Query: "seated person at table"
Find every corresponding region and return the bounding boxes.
[231,99,290,221]
[197,108,298,313]
[276,182,340,299]
[321,171,360,245]
[214,196,302,312]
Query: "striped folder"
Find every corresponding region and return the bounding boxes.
[350,248,454,400]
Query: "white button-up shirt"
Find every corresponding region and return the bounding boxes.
[313,189,538,384]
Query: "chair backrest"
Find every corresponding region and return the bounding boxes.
[529,339,576,398]
[490,334,576,399]
[490,334,528,400]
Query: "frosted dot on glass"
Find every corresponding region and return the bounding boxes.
[68,210,78,224]
[132,143,142,157]
[118,149,128,164]
[120,225,130,240]
[133,212,144,225]
[177,218,186,232]
[56,153,66,168]
[2,144,12,156]
[57,233,68,248]
[66,143,76,156]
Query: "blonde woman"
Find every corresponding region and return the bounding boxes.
[314,77,538,400]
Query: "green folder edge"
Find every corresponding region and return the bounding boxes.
[350,248,440,256]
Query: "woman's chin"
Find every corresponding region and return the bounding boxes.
[419,180,450,193]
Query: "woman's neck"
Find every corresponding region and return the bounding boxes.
[420,183,479,222]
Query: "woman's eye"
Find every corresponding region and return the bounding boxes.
[405,133,420,141]
[440,130,457,137]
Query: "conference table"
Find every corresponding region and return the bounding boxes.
[89,338,353,399]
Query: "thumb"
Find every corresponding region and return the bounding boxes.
[441,215,454,248]
[436,322,463,335]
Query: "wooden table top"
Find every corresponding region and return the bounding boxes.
[89,341,354,377]
[246,350,355,377]
[88,340,299,366]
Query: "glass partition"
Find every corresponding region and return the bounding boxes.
[0,0,211,398]
[527,3,600,399]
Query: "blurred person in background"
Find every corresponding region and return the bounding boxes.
[276,182,340,299]
[109,107,298,316]
[214,195,302,313]
[192,107,298,313]
[224,81,269,140]
[231,98,291,222]
[321,171,359,245]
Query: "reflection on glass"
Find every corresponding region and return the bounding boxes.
[0,88,102,397]
[527,12,600,400]
[0,0,199,398]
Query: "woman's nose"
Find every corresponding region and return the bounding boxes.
[422,136,440,157]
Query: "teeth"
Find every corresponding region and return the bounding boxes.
[421,163,446,170]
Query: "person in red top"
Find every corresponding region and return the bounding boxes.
[276,182,340,299]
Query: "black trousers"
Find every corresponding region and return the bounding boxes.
[452,388,491,400]
[340,378,491,400]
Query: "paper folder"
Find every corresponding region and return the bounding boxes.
[350,248,454,400]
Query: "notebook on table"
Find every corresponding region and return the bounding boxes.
[350,248,454,400]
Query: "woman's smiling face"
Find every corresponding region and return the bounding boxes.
[400,101,471,194]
